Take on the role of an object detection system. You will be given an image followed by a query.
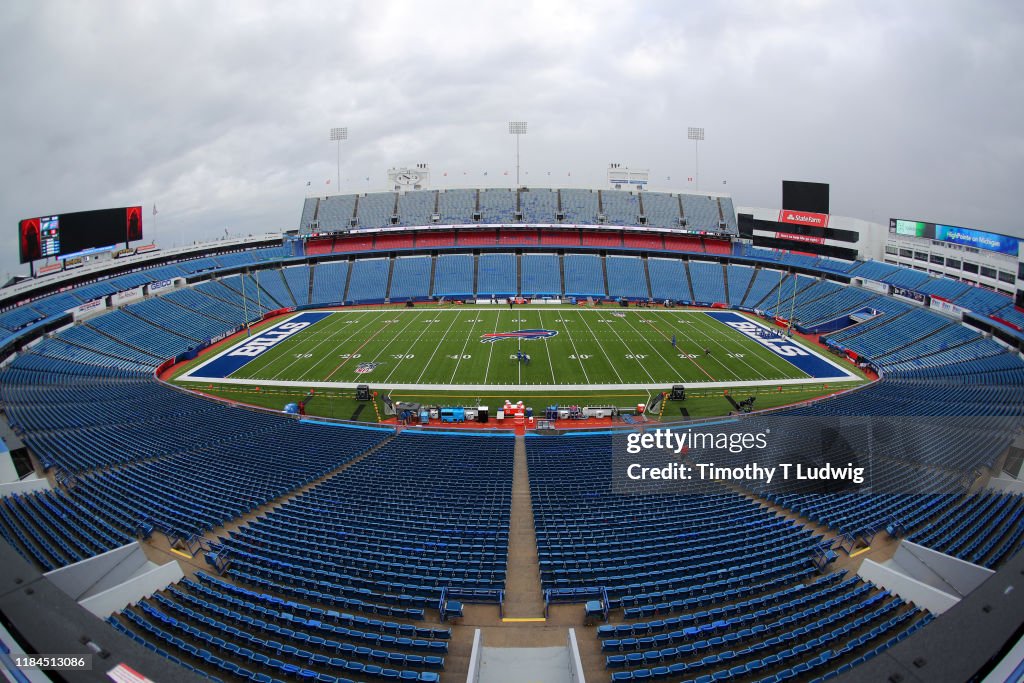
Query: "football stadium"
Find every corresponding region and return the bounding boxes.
[3,5,1024,683]
[2,179,1024,683]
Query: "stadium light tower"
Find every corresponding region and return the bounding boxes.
[687,126,704,191]
[330,127,348,190]
[509,121,528,188]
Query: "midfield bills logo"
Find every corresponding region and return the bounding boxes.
[480,329,558,344]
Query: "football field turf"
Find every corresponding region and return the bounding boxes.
[177,307,861,390]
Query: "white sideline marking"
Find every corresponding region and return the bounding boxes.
[176,376,860,391]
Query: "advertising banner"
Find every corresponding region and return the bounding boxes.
[147,279,176,294]
[859,279,890,295]
[929,296,968,318]
[778,210,830,228]
[891,286,928,305]
[69,298,107,320]
[894,219,929,238]
[774,231,826,245]
[935,224,1018,256]
[114,286,144,305]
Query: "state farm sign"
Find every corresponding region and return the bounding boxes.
[778,210,830,228]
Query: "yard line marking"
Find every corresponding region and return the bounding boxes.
[685,311,770,379]
[273,312,380,381]
[557,311,590,385]
[482,311,501,384]
[658,312,736,381]
[229,310,339,380]
[575,309,624,384]
[216,313,323,380]
[620,312,704,382]
[685,311,795,381]
[674,312,740,379]
[599,310,658,384]
[414,310,463,383]
[358,309,430,378]
[181,376,859,390]
[376,310,435,383]
[291,311,384,380]
[699,314,771,379]
[323,324,393,380]
[536,310,558,385]
[449,314,484,383]
[517,313,521,385]
[707,316,778,380]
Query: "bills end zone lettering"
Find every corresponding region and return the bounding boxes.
[704,311,857,380]
[230,321,313,357]
[186,311,332,380]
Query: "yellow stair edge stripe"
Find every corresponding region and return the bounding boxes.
[501,617,547,623]
[849,546,872,558]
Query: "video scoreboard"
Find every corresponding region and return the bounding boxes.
[39,216,60,258]
[890,218,1018,256]
[19,206,143,264]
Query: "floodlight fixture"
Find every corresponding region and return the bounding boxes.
[688,127,704,189]
[330,127,348,189]
[509,121,528,187]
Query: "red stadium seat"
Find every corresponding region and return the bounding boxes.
[333,235,375,253]
[582,232,622,247]
[374,234,415,250]
[539,230,581,246]
[663,235,704,253]
[414,231,456,248]
[703,238,732,255]
[499,230,539,245]
[623,234,664,249]
[305,237,335,255]
[457,230,498,245]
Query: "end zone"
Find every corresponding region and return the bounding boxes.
[704,311,858,381]
[180,311,333,381]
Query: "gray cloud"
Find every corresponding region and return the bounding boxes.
[1,0,1022,279]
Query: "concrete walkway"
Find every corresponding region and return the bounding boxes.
[502,435,546,618]
[479,646,570,683]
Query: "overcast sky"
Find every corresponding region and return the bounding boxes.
[1,0,1022,278]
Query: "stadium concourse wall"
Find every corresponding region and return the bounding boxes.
[862,541,994,611]
[44,542,184,618]
[0,437,48,497]
[0,541,206,683]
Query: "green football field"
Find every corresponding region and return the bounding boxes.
[176,307,860,389]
